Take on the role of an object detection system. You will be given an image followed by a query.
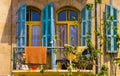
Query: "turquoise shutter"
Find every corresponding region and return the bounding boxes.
[17,4,27,51]
[81,7,92,46]
[42,2,55,47]
[42,2,56,69]
[105,4,118,53]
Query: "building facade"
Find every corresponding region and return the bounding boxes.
[0,0,120,76]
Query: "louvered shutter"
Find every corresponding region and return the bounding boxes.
[81,7,92,46]
[42,2,56,69]
[17,4,27,51]
[105,4,118,53]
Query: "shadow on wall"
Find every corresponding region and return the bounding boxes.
[0,0,15,45]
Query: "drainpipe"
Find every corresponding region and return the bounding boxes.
[95,0,101,73]
[110,0,112,4]
[109,0,114,76]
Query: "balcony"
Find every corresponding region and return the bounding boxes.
[12,46,93,76]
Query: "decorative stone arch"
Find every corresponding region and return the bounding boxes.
[50,0,87,11]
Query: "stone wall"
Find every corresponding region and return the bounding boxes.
[0,0,12,75]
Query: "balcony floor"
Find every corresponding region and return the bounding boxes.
[12,70,92,76]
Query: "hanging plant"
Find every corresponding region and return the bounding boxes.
[86,3,93,10]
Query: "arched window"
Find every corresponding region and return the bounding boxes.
[58,10,78,21]
[27,7,41,21]
[16,3,56,70]
[17,4,42,48]
[56,7,80,46]
[26,7,41,46]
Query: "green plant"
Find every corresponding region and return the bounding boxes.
[86,3,93,10]
[39,68,45,73]
[67,72,72,76]
[99,65,108,75]
[112,59,120,76]
[91,65,108,76]
[60,73,66,76]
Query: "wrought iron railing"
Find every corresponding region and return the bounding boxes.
[13,46,93,70]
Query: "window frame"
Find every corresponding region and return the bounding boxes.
[56,6,80,46]
[26,7,42,46]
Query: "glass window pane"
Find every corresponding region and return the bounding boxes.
[69,10,78,21]
[32,26,40,46]
[58,10,66,21]
[32,10,40,21]
[70,26,78,46]
[56,25,67,46]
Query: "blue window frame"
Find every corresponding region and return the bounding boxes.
[81,7,92,46]
[105,4,118,53]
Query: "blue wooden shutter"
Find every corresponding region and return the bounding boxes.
[17,4,27,51]
[81,7,92,46]
[105,4,118,53]
[42,3,55,47]
[42,2,56,69]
